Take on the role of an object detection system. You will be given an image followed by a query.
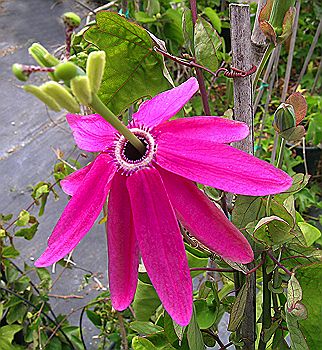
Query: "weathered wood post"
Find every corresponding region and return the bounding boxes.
[229,4,256,349]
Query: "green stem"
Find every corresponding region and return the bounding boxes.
[258,256,272,350]
[90,93,145,154]
[266,136,286,215]
[276,138,286,169]
[253,44,275,95]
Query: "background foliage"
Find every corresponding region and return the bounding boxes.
[1,0,321,349]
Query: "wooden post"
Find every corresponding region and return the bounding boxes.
[230,4,256,349]
[251,0,268,68]
[230,4,254,154]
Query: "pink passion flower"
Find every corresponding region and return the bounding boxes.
[35,78,292,326]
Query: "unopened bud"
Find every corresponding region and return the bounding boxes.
[273,103,296,133]
[55,62,78,81]
[41,81,80,113]
[28,43,59,67]
[62,12,81,28]
[24,85,61,112]
[12,63,29,81]
[70,76,92,105]
[86,51,106,94]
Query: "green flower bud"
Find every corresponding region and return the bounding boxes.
[55,62,78,81]
[23,85,61,112]
[41,81,80,113]
[86,51,106,94]
[28,43,59,67]
[12,63,29,81]
[273,103,296,133]
[70,76,92,106]
[62,12,81,28]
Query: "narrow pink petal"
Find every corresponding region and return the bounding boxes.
[60,162,93,196]
[159,168,253,263]
[155,116,249,143]
[66,113,116,152]
[156,134,293,196]
[35,154,116,267]
[107,173,139,311]
[132,78,199,128]
[126,168,192,326]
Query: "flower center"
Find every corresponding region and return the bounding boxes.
[113,127,156,175]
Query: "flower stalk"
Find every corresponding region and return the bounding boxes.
[90,93,146,154]
[253,44,274,94]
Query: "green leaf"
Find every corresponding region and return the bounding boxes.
[145,332,177,349]
[187,306,204,350]
[135,12,157,24]
[253,215,293,246]
[194,300,217,329]
[5,264,19,283]
[280,125,306,142]
[84,12,169,115]
[46,336,63,350]
[194,17,221,71]
[86,310,102,328]
[147,0,160,16]
[228,281,249,331]
[298,222,321,246]
[163,312,178,343]
[306,114,322,146]
[15,223,38,240]
[16,210,30,227]
[0,213,13,222]
[232,196,265,229]
[285,305,309,350]
[130,321,163,335]
[186,249,208,278]
[182,9,194,54]
[172,320,186,343]
[263,320,279,343]
[2,246,20,258]
[133,279,161,321]
[6,303,28,324]
[163,9,184,49]
[132,336,157,350]
[0,325,22,344]
[0,304,3,320]
[275,173,310,202]
[60,326,84,350]
[287,274,302,311]
[296,263,322,349]
[203,7,222,33]
[36,267,52,291]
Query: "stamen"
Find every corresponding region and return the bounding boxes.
[112,127,157,175]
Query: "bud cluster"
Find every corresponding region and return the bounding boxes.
[11,15,107,114]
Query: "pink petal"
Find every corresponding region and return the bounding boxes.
[107,173,139,311]
[66,113,116,152]
[155,116,249,143]
[159,168,253,263]
[35,154,116,267]
[126,167,192,326]
[132,78,199,128]
[60,162,93,196]
[156,134,293,196]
